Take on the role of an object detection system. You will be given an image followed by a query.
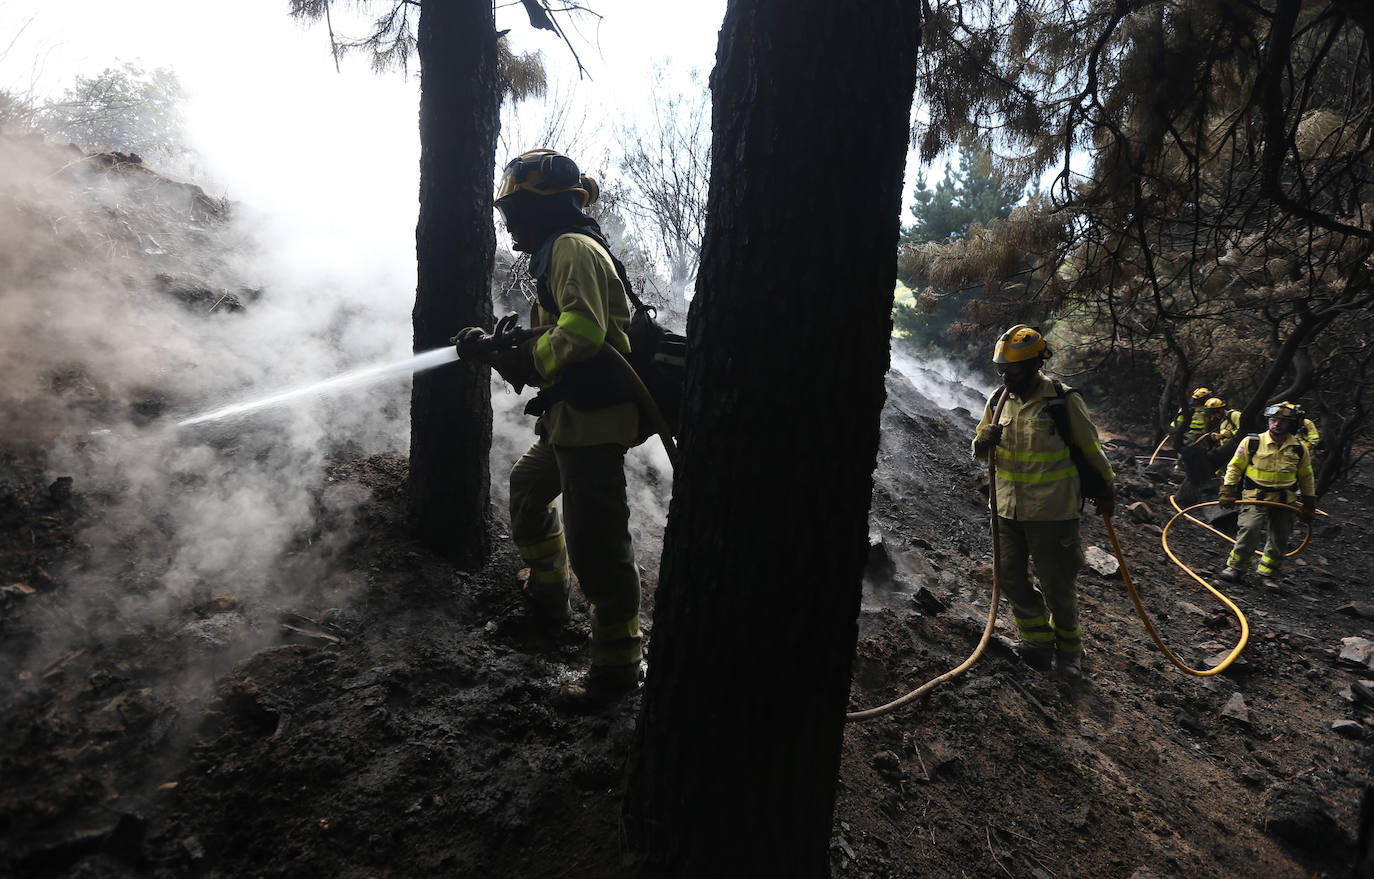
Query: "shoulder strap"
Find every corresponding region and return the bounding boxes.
[531,228,642,317]
[1245,434,1260,457]
[1043,380,1080,446]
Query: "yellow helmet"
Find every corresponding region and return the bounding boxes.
[1190,387,1212,403]
[1264,402,1300,421]
[1204,397,1226,410]
[495,148,599,208]
[992,325,1051,364]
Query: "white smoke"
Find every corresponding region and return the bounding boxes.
[890,346,995,413]
[0,1,697,667]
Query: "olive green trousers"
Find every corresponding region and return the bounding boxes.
[996,517,1085,654]
[509,438,641,667]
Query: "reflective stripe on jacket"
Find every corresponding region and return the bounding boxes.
[1223,430,1315,502]
[1172,407,1208,433]
[524,233,637,447]
[972,376,1115,521]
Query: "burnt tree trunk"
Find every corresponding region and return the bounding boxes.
[408,0,500,566]
[625,2,920,875]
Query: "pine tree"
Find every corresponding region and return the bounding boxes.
[894,144,1021,353]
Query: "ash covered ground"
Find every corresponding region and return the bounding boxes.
[2,136,1372,878]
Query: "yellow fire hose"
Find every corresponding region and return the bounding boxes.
[1147,434,1172,466]
[847,394,1009,721]
[846,407,1334,714]
[1166,493,1320,556]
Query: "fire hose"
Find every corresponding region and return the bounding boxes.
[454,314,678,466]
[846,407,1296,718]
[846,393,1010,721]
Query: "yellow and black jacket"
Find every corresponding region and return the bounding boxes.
[1223,431,1316,503]
[520,232,638,448]
[973,376,1115,521]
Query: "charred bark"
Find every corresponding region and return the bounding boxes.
[1238,311,1335,434]
[624,2,920,875]
[408,0,500,566]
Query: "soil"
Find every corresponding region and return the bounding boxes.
[2,137,1372,878]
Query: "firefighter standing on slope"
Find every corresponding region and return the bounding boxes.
[1198,397,1237,450]
[1214,397,1245,444]
[1217,402,1317,589]
[972,325,1116,681]
[1172,387,1214,445]
[455,148,642,712]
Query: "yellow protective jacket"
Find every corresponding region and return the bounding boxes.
[1298,417,1320,451]
[972,376,1115,521]
[1171,406,1208,433]
[1216,410,1243,442]
[522,233,638,448]
[1223,430,1315,503]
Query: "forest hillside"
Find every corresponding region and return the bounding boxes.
[1,136,1372,878]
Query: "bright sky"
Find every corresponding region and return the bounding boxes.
[0,0,736,353]
[0,1,728,182]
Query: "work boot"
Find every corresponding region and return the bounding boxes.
[1056,650,1083,682]
[551,663,641,714]
[518,568,571,624]
[1217,567,1246,585]
[1013,643,1054,672]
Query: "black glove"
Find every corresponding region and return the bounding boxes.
[973,423,1004,457]
[1299,495,1317,522]
[452,327,494,362]
[1218,484,1238,509]
[492,346,537,392]
[1095,487,1116,519]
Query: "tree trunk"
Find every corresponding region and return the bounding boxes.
[408,0,500,566]
[625,2,920,875]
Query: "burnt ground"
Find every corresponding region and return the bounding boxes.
[2,136,1373,878]
[2,363,1373,879]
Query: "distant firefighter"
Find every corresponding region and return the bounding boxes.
[972,325,1115,682]
[1171,387,1214,445]
[1217,403,1317,589]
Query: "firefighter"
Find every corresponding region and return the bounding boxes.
[1170,387,1213,473]
[1214,398,1245,444]
[1217,402,1317,588]
[972,325,1116,681]
[1171,387,1213,442]
[1184,396,1237,453]
[456,148,642,712]
[1280,401,1322,453]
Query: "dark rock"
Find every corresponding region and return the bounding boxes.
[1263,783,1351,852]
[871,750,904,781]
[1176,711,1206,734]
[911,585,946,615]
[1220,693,1251,726]
[1338,603,1374,621]
[48,476,73,504]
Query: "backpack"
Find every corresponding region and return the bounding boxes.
[530,229,687,439]
[990,380,1112,503]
